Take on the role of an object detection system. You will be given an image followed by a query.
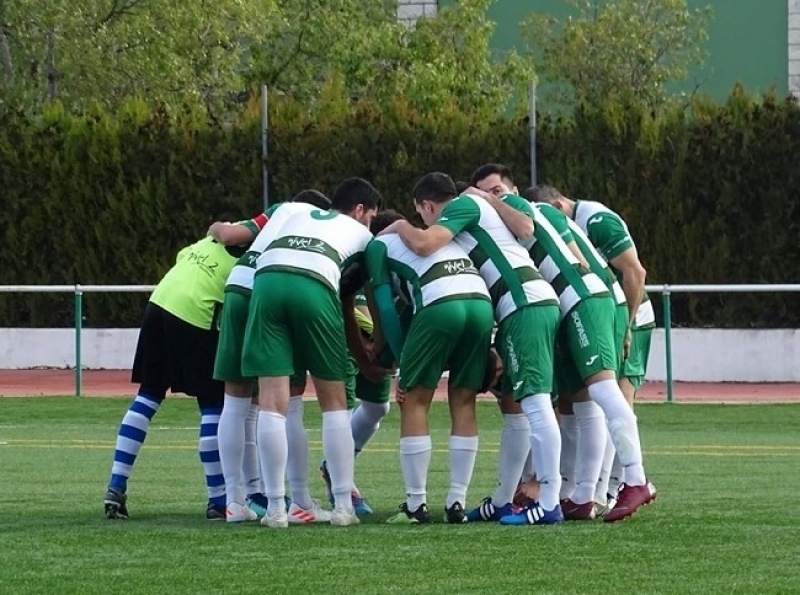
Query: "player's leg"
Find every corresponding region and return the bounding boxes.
[241,272,296,528]
[104,302,169,519]
[386,303,459,525]
[296,278,357,526]
[496,304,565,527]
[444,298,494,523]
[569,296,656,522]
[213,290,259,522]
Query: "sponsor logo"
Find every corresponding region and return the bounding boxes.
[571,310,590,348]
[588,216,604,225]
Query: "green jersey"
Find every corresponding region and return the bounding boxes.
[505,196,609,316]
[572,200,655,328]
[563,216,626,307]
[435,194,558,323]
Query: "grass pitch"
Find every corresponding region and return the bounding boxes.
[1,397,799,595]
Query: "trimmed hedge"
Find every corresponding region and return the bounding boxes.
[1,87,798,328]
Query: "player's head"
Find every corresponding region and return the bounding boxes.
[412,172,457,227]
[454,180,471,195]
[470,163,518,198]
[290,189,331,210]
[331,177,382,228]
[523,185,574,215]
[370,209,405,235]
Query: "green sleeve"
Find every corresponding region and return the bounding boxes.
[373,284,405,361]
[537,203,574,243]
[587,213,634,261]
[365,240,391,288]
[435,196,481,237]
[503,193,536,217]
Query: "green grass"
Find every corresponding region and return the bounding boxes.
[1,398,799,595]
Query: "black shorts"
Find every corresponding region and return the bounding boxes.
[131,302,224,409]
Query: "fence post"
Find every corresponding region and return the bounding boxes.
[662,285,674,403]
[74,284,83,397]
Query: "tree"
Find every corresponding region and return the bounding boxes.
[0,0,273,111]
[522,0,711,109]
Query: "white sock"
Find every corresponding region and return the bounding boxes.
[257,411,288,514]
[322,410,355,512]
[286,396,312,510]
[595,430,616,503]
[400,435,432,511]
[351,401,390,455]
[492,414,530,507]
[244,404,262,495]
[447,435,478,508]
[609,452,624,496]
[558,413,578,500]
[521,447,537,483]
[588,379,646,486]
[521,394,562,510]
[217,394,251,507]
[571,401,608,505]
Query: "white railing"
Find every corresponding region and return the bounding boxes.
[2,283,800,400]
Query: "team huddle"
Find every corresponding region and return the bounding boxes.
[103,163,656,527]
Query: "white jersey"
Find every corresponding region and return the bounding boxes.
[564,217,627,306]
[256,208,373,292]
[373,234,490,314]
[225,202,316,292]
[436,193,558,323]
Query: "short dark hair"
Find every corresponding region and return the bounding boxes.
[291,189,331,210]
[523,185,563,203]
[470,163,515,188]
[370,209,405,235]
[454,180,471,194]
[412,172,457,204]
[331,177,382,213]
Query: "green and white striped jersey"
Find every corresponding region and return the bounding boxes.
[563,215,626,307]
[504,196,609,316]
[572,200,655,328]
[225,202,315,294]
[255,208,373,293]
[365,234,490,314]
[435,193,558,323]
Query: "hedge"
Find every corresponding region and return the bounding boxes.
[1,86,798,328]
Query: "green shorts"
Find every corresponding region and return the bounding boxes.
[213,289,253,384]
[555,295,619,396]
[496,303,560,401]
[621,325,653,390]
[356,372,392,404]
[242,271,348,381]
[399,298,494,392]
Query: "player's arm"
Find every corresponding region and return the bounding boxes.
[379,220,454,257]
[480,190,534,240]
[610,247,646,328]
[364,241,405,361]
[207,212,268,246]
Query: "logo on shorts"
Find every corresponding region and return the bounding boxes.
[571,310,590,348]
[585,354,599,366]
[505,336,520,374]
[513,380,523,391]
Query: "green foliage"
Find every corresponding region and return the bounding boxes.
[523,0,712,109]
[1,85,799,328]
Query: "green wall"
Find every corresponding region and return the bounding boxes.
[441,0,789,100]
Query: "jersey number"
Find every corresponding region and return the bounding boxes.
[311,209,337,221]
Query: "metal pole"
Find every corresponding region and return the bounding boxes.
[529,81,537,186]
[74,284,83,397]
[662,285,674,403]
[261,85,269,210]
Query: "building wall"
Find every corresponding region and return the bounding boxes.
[398,0,437,24]
[438,0,791,101]
[791,0,800,95]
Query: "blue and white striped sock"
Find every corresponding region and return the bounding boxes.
[109,393,162,492]
[199,407,225,508]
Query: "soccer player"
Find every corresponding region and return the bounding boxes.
[211,190,332,523]
[369,209,494,524]
[241,177,381,528]
[479,168,655,522]
[103,213,267,520]
[378,172,565,526]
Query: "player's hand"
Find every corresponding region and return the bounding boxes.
[207,221,229,240]
[395,385,406,404]
[466,186,494,202]
[377,220,405,237]
[623,329,632,361]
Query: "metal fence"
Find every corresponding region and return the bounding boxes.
[2,283,800,400]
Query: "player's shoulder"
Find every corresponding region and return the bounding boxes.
[577,200,625,227]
